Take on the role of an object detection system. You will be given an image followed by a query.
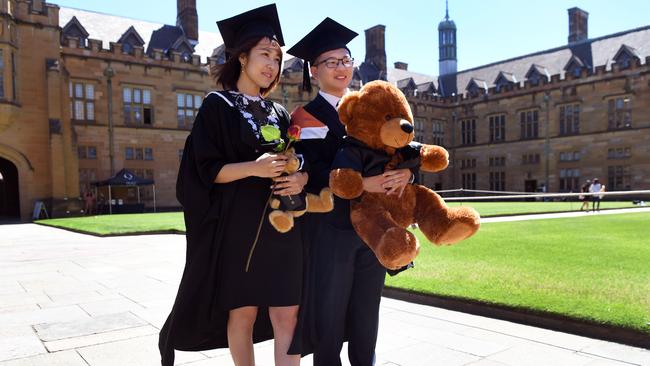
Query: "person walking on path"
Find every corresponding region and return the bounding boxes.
[589,178,603,212]
[579,179,591,211]
[83,188,95,215]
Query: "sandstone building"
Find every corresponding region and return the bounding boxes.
[0,0,648,220]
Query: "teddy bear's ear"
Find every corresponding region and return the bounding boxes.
[338,92,360,125]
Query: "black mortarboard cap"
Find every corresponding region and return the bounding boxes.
[217,4,285,59]
[287,17,358,93]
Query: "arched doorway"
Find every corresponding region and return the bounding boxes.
[0,157,20,219]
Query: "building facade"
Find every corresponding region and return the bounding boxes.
[383,6,650,195]
[0,0,648,220]
[0,0,314,220]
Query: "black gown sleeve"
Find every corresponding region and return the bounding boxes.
[331,145,364,172]
[191,95,229,188]
[176,94,231,223]
[395,141,423,184]
[162,93,240,366]
[293,138,331,193]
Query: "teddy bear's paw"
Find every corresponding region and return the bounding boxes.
[420,145,450,173]
[270,198,281,210]
[306,188,334,213]
[377,227,420,270]
[319,188,334,211]
[434,207,480,245]
[268,210,294,233]
[435,222,475,245]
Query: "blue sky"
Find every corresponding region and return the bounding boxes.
[52,0,650,76]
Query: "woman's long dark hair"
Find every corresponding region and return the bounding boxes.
[210,36,283,97]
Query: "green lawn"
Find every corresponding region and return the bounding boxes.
[448,200,635,217]
[37,210,650,332]
[386,212,650,333]
[36,212,185,235]
[36,201,641,236]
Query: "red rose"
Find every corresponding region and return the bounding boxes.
[287,125,301,141]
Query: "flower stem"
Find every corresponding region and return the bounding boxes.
[245,185,275,272]
[244,141,295,272]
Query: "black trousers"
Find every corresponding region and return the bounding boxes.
[312,221,387,366]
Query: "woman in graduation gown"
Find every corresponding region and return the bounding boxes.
[158,5,307,366]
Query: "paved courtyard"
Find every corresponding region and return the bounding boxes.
[0,223,648,365]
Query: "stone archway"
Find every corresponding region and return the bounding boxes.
[0,157,20,219]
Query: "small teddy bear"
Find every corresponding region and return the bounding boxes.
[329,80,480,270]
[268,147,334,233]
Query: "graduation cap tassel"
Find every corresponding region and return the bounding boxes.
[301,61,312,93]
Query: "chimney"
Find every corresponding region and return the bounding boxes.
[32,0,43,13]
[394,62,408,70]
[365,25,387,79]
[568,7,588,44]
[177,0,198,43]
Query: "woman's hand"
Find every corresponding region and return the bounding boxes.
[381,169,413,196]
[272,172,308,196]
[252,153,288,178]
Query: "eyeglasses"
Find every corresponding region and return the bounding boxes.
[315,57,355,69]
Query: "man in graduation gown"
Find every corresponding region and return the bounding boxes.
[287,18,415,366]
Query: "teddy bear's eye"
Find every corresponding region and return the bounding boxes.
[385,114,392,121]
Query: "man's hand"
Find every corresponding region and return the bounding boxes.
[381,169,412,197]
[362,175,388,193]
[272,172,308,196]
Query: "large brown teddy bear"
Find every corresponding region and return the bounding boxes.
[329,80,480,270]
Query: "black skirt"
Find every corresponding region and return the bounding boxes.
[217,175,303,310]
[160,92,303,366]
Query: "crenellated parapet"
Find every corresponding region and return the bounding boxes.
[61,36,207,72]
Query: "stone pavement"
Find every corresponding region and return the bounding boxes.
[0,222,648,366]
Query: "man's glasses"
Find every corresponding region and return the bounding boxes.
[315,57,355,69]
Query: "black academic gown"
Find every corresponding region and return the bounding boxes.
[290,94,389,365]
[159,92,297,366]
[287,94,346,356]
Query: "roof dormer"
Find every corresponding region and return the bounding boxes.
[397,77,417,96]
[525,64,550,86]
[118,26,145,55]
[61,16,89,46]
[564,55,586,78]
[170,36,195,62]
[466,78,487,97]
[416,81,437,96]
[494,71,517,92]
[613,44,641,70]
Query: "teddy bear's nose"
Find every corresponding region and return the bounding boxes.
[400,121,414,133]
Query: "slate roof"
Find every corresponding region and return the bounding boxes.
[396,78,416,90]
[453,25,650,96]
[57,6,650,93]
[58,7,223,60]
[354,24,650,97]
[145,24,185,55]
[387,67,436,87]
[416,81,436,94]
